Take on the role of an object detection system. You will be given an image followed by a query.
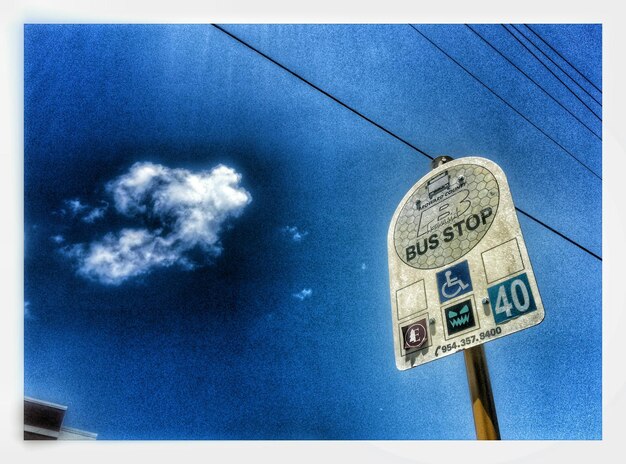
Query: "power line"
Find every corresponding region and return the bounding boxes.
[211,24,433,161]
[505,24,602,121]
[466,25,601,141]
[519,25,602,107]
[515,207,601,261]
[212,23,601,262]
[408,24,601,181]
[524,24,602,96]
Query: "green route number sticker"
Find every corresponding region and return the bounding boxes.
[488,273,537,324]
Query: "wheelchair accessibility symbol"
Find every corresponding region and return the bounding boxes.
[436,260,473,303]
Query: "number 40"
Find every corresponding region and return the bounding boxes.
[489,274,536,323]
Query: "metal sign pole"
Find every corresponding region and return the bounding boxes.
[464,345,500,439]
[430,156,501,440]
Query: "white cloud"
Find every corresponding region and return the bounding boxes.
[82,203,108,223]
[67,229,187,285]
[59,199,108,223]
[51,235,65,244]
[292,288,313,301]
[24,301,34,320]
[281,225,309,242]
[64,162,251,285]
[360,263,367,271]
[65,199,87,215]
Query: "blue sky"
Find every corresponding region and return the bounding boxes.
[24,24,601,440]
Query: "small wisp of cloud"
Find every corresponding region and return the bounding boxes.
[360,263,367,271]
[292,288,313,301]
[24,301,34,320]
[51,235,65,244]
[65,199,87,215]
[281,225,309,242]
[82,202,108,223]
[60,199,108,224]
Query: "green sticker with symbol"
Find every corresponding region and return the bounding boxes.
[488,273,537,324]
[444,299,476,336]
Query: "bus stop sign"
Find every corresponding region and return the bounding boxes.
[388,157,545,370]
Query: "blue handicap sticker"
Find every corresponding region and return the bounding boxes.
[487,273,537,324]
[436,260,473,304]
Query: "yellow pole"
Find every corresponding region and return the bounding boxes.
[430,156,501,440]
[463,344,501,439]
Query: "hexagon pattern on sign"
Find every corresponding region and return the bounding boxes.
[393,164,500,269]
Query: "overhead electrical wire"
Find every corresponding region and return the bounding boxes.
[515,209,601,261]
[504,24,602,121]
[465,25,601,141]
[408,24,601,181]
[211,24,433,161]
[524,24,602,97]
[519,25,602,106]
[517,25,602,107]
[212,24,602,262]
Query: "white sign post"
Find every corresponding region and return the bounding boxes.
[388,156,545,439]
[388,156,544,369]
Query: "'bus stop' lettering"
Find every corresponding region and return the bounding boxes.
[406,207,492,261]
